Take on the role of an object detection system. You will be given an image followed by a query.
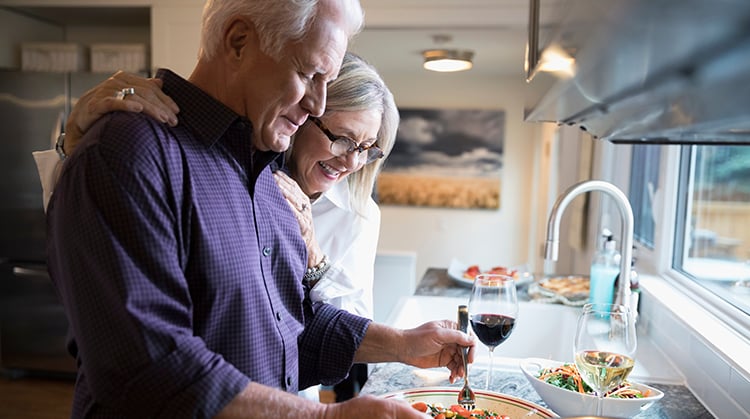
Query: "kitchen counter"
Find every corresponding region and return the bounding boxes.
[361,268,714,418]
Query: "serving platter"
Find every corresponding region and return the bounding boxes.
[381,386,558,418]
[527,275,589,306]
[447,259,534,288]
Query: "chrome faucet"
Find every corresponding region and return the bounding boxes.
[544,180,634,311]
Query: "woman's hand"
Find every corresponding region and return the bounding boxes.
[64,70,180,155]
[273,171,325,267]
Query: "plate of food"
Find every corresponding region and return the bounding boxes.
[381,386,558,418]
[527,275,590,306]
[520,358,663,418]
[448,259,534,288]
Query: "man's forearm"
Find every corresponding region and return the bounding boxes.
[215,382,326,419]
[353,322,404,364]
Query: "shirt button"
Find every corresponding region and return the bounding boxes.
[262,247,272,257]
[276,312,282,321]
[286,376,292,387]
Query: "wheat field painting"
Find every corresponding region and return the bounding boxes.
[377,108,505,209]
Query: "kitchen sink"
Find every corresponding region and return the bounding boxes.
[384,295,683,384]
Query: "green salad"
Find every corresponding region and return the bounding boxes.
[536,363,649,399]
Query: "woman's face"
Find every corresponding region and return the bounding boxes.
[291,109,381,197]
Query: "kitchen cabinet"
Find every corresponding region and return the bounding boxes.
[0,0,204,77]
[0,4,150,72]
[524,0,750,145]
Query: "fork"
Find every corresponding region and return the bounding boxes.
[457,305,475,411]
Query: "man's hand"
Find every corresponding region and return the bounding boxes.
[321,394,430,419]
[355,320,475,384]
[398,320,476,383]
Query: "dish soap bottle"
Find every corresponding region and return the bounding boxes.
[589,230,621,306]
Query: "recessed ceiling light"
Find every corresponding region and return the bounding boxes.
[422,49,474,72]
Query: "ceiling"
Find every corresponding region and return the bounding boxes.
[351,0,538,79]
[9,0,548,79]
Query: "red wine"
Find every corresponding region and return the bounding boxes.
[470,313,515,348]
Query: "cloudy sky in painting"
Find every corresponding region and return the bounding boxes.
[382,108,505,178]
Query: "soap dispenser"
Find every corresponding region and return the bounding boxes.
[589,229,621,306]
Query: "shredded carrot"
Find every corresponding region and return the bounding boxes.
[575,374,584,393]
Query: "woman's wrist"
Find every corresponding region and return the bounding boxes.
[303,254,330,288]
[307,244,325,269]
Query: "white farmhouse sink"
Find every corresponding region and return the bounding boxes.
[385,295,683,384]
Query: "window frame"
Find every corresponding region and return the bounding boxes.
[619,143,750,340]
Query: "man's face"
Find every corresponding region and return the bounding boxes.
[238,11,349,153]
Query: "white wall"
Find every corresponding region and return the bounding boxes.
[373,71,545,280]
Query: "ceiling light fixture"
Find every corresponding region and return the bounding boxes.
[422,49,474,72]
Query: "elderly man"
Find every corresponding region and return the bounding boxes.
[46,0,472,418]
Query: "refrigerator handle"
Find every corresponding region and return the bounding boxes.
[13,264,50,279]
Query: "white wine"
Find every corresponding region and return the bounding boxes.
[574,350,634,394]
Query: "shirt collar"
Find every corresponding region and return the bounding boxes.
[156,69,241,150]
[156,68,281,174]
[321,179,351,211]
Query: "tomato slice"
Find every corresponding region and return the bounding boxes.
[411,401,428,413]
[463,265,481,279]
[450,404,471,417]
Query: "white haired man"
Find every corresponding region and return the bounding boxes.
[46,1,473,417]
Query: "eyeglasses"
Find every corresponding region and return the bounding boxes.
[308,117,384,164]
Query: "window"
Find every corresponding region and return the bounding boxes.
[671,145,750,317]
[628,145,661,249]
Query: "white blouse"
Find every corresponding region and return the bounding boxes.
[310,179,380,319]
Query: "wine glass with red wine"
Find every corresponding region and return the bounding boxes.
[468,273,518,390]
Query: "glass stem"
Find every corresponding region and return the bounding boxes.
[596,393,603,416]
[486,347,495,389]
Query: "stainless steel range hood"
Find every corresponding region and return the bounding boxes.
[524,0,750,145]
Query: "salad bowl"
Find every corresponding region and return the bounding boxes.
[381,386,558,418]
[520,358,664,418]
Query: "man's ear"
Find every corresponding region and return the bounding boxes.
[223,17,257,61]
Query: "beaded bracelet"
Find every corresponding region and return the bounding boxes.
[303,255,330,288]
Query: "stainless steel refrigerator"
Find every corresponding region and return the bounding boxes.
[0,70,108,377]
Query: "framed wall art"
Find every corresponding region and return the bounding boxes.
[376,108,505,209]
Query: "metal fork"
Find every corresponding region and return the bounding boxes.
[457,305,475,411]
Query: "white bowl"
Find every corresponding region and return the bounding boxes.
[520,358,664,418]
[380,386,558,419]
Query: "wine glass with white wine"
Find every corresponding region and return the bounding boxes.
[573,303,637,416]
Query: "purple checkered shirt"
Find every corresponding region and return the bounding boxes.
[47,69,370,418]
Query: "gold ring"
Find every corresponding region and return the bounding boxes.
[116,87,136,100]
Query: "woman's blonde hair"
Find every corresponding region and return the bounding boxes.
[292,52,399,216]
[199,0,363,61]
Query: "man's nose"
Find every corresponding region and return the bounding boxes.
[302,81,326,117]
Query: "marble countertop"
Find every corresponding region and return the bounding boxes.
[360,268,714,419]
